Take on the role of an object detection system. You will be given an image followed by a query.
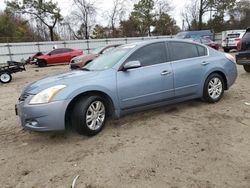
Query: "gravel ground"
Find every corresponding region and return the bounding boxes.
[0,61,250,188]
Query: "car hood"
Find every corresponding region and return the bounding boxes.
[23,70,100,94]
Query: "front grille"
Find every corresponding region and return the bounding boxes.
[19,93,30,101]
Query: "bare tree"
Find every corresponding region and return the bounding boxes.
[181,0,199,30]
[155,0,171,16]
[71,0,97,39]
[106,0,127,37]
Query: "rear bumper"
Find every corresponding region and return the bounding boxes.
[236,51,250,65]
[16,95,70,132]
[223,46,237,50]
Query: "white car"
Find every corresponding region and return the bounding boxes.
[221,30,245,52]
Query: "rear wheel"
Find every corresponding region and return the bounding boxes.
[72,95,107,136]
[0,72,12,84]
[243,65,250,72]
[223,48,230,53]
[203,73,225,103]
[38,60,47,67]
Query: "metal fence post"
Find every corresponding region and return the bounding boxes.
[37,42,41,52]
[63,41,66,48]
[7,43,12,61]
[86,39,90,54]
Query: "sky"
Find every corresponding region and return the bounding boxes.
[0,0,186,27]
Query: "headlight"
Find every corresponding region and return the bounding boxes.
[72,58,82,64]
[29,85,66,104]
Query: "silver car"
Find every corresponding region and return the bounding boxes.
[16,39,237,136]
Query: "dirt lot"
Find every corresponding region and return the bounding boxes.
[0,61,250,188]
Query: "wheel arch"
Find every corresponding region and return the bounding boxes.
[64,90,115,129]
[205,70,228,90]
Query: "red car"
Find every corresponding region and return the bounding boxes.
[34,48,83,67]
[192,38,219,50]
[70,44,121,69]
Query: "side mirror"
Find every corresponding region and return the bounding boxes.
[48,53,51,56]
[123,61,141,71]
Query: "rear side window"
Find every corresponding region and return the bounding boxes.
[126,42,167,67]
[170,42,207,61]
[170,42,198,61]
[197,45,207,56]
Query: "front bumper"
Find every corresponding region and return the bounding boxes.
[16,94,70,132]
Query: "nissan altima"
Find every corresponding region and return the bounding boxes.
[16,39,237,136]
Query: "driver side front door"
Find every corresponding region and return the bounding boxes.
[117,42,174,110]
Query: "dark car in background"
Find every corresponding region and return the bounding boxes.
[34,48,83,67]
[192,38,219,50]
[175,30,214,40]
[70,44,121,69]
[236,28,250,72]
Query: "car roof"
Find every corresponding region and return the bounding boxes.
[125,38,204,46]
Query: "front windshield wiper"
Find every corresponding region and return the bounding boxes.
[80,68,90,71]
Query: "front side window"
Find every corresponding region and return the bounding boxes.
[170,42,206,61]
[62,48,73,53]
[49,49,63,55]
[126,42,167,67]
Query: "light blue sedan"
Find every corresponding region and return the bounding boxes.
[16,39,237,136]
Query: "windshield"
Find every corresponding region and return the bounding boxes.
[90,46,105,54]
[175,32,186,39]
[85,45,135,71]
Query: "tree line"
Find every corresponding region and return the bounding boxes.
[0,0,249,42]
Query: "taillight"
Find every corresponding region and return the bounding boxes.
[237,41,241,51]
[235,38,241,41]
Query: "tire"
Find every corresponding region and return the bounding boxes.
[223,48,230,53]
[72,95,107,136]
[0,72,12,84]
[243,65,250,72]
[38,60,47,67]
[203,73,225,103]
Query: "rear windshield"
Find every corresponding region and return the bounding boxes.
[227,34,240,38]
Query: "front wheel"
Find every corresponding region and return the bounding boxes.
[72,95,106,136]
[243,65,250,72]
[0,72,12,83]
[203,73,225,103]
[38,60,47,67]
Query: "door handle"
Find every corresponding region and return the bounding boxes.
[161,70,171,76]
[201,61,210,66]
